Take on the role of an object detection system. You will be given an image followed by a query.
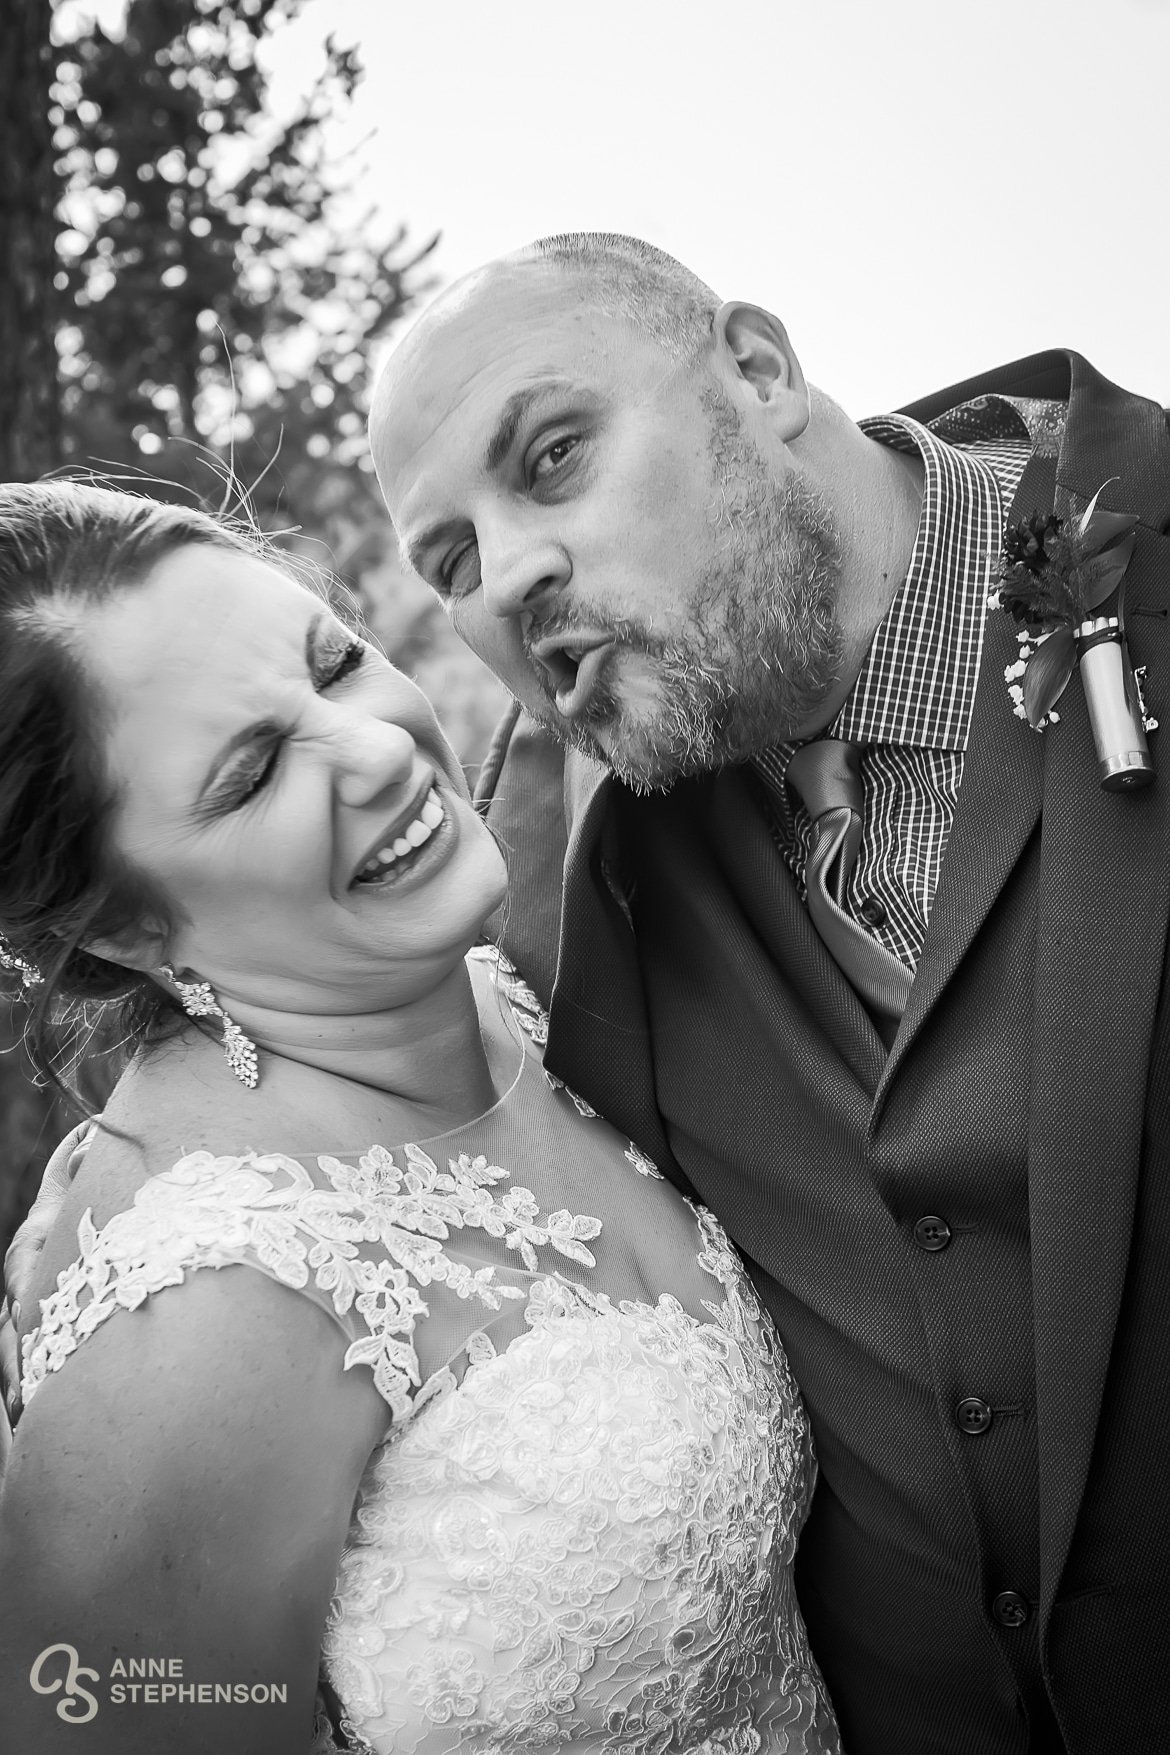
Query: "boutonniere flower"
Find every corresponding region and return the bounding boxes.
[995,482,1156,791]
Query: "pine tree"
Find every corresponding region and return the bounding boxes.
[0,0,70,1275]
[0,0,437,1264]
[0,0,63,478]
[53,0,433,575]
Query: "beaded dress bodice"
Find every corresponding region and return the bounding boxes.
[21,949,840,1754]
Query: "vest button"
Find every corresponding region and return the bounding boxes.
[992,1590,1030,1628]
[913,1215,952,1252]
[956,1396,993,1435]
[859,895,887,928]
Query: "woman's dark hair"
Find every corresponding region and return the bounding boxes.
[0,479,348,1105]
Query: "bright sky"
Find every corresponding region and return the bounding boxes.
[260,0,1170,417]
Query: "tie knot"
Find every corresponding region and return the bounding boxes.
[786,738,864,822]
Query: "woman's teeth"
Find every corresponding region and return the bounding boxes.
[355,788,446,884]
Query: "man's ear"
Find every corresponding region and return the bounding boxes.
[714,302,809,442]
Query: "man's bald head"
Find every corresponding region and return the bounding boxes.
[518,232,721,363]
[370,233,721,461]
[368,233,853,787]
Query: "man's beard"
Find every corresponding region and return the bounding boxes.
[526,395,843,793]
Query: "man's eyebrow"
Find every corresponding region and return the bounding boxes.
[195,613,324,802]
[482,383,569,475]
[404,381,579,576]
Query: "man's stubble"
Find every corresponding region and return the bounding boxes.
[525,389,844,793]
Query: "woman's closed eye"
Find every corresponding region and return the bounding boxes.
[323,639,367,688]
[217,638,369,811]
[224,740,281,810]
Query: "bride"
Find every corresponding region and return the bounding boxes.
[0,481,841,1754]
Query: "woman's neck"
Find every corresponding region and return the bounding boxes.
[194,952,517,1143]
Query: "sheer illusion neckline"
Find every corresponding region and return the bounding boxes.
[267,945,531,1164]
[69,949,532,1176]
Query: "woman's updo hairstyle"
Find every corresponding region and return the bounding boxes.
[0,479,326,1101]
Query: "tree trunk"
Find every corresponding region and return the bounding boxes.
[0,0,69,1267]
[0,0,62,479]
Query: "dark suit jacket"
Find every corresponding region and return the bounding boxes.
[475,353,1170,1755]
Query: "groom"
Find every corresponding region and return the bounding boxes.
[370,234,1170,1754]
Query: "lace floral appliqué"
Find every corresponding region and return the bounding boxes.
[21,1143,602,1423]
[25,945,840,1754]
[318,1198,837,1754]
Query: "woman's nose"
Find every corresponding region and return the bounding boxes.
[331,712,417,807]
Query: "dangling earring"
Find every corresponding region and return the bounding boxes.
[0,932,44,990]
[161,966,259,1088]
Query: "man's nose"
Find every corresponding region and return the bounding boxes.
[479,527,570,622]
[331,712,417,807]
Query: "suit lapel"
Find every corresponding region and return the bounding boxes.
[877,356,1170,1123]
[905,351,1170,1610]
[1022,360,1170,1620]
[475,704,572,1010]
[704,770,889,1091]
[873,364,1091,1120]
[545,762,677,1175]
[872,484,1048,1124]
[547,759,888,1184]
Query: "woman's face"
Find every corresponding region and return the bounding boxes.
[84,543,508,1017]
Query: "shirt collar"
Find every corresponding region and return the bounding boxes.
[829,411,1011,752]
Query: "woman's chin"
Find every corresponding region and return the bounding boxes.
[351,809,508,957]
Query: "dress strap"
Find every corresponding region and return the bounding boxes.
[21,1142,603,1423]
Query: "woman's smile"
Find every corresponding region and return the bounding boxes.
[349,781,456,896]
[78,543,508,1020]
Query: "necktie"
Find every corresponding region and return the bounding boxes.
[785,738,913,1021]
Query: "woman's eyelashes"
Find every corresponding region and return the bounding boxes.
[227,740,281,809]
[218,637,370,811]
[323,639,367,686]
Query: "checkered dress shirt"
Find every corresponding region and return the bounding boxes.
[751,395,1065,973]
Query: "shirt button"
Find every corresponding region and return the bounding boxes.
[992,1590,1030,1628]
[913,1215,953,1252]
[956,1397,994,1435]
[859,896,887,928]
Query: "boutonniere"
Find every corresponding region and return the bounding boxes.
[996,482,1156,791]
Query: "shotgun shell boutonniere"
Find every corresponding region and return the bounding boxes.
[996,483,1156,791]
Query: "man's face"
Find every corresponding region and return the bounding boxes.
[375,264,843,790]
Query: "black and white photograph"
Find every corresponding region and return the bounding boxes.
[1,1,1168,1750]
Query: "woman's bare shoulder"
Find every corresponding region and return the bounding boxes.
[91,1031,359,1184]
[23,1038,313,1318]
[78,1041,269,1203]
[21,1028,411,1328]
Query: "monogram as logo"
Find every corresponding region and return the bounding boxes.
[29,1643,101,1723]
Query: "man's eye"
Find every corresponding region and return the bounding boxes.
[530,435,580,482]
[440,543,481,597]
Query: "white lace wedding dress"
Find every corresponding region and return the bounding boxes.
[20,948,841,1754]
